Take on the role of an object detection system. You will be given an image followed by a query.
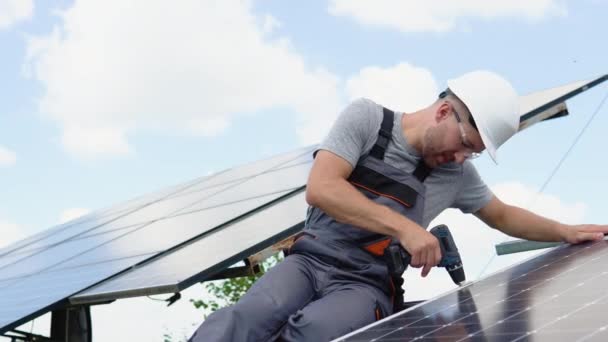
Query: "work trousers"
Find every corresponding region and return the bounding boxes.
[189,253,392,342]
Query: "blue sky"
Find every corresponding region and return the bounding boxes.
[1,0,607,340]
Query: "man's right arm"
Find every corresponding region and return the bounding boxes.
[306,149,441,277]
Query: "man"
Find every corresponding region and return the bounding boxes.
[190,70,608,342]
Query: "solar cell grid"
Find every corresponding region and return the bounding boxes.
[0,225,145,281]
[174,145,314,194]
[0,215,90,257]
[172,165,310,215]
[336,240,608,342]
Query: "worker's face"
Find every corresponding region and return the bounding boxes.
[422,102,484,167]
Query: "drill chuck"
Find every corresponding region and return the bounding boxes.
[446,263,465,285]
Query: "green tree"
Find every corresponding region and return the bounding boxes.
[191,253,283,317]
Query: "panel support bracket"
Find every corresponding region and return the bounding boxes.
[204,233,298,281]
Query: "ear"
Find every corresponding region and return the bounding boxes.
[435,101,451,123]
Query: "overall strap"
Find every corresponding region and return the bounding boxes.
[369,107,394,160]
[413,159,431,182]
[370,106,432,182]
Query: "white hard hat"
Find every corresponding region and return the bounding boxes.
[447,70,520,163]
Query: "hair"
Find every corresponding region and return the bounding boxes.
[438,89,478,131]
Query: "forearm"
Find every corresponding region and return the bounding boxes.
[491,204,568,242]
[306,177,419,239]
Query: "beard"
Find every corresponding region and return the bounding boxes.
[421,125,448,167]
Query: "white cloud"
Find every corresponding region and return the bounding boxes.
[0,0,33,30]
[328,0,567,33]
[59,207,91,224]
[262,14,282,34]
[403,181,586,301]
[24,0,342,158]
[345,62,439,112]
[0,145,16,167]
[0,220,23,249]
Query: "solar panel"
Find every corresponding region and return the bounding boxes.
[334,239,608,341]
[71,190,307,303]
[0,146,315,334]
[519,74,608,130]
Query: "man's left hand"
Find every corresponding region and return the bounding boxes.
[562,224,608,244]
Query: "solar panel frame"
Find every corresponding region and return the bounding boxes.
[519,74,608,123]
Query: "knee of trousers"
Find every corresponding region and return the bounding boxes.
[279,307,378,342]
[191,293,294,342]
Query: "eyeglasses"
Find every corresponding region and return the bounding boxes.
[452,107,481,160]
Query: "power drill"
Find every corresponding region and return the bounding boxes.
[384,224,465,285]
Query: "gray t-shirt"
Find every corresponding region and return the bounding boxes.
[317,98,493,228]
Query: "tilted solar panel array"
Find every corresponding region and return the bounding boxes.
[335,239,608,341]
[0,145,315,334]
[1,74,606,336]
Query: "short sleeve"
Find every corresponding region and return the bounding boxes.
[317,98,381,167]
[453,161,494,213]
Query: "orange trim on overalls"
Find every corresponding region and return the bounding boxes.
[363,238,392,257]
[350,182,412,208]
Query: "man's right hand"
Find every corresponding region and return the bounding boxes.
[398,226,441,277]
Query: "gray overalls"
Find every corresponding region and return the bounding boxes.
[189,108,431,342]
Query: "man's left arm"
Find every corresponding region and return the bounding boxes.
[475,196,608,244]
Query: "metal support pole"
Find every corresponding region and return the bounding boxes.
[50,306,92,342]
